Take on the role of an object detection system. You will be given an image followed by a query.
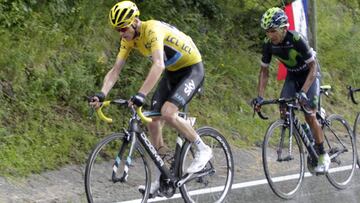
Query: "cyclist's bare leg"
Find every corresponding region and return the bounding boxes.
[304,111,323,144]
[143,118,164,195]
[161,101,212,173]
[305,110,330,173]
[160,101,197,142]
[147,118,165,150]
[279,106,287,120]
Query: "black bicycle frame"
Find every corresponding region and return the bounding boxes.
[111,103,211,189]
[284,104,319,162]
[130,118,177,184]
[293,116,318,160]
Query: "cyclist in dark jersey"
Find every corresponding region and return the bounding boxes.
[89,1,212,196]
[253,7,330,173]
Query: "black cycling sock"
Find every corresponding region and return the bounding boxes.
[316,142,325,155]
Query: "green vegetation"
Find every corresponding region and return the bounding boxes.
[0,0,359,176]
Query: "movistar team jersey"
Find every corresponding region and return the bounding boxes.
[117,20,202,71]
[261,30,315,73]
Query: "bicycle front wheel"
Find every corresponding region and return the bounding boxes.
[84,133,150,203]
[354,113,360,168]
[262,119,305,200]
[179,126,234,203]
[323,114,356,189]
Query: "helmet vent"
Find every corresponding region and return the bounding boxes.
[125,9,135,20]
[112,10,120,23]
[119,9,128,22]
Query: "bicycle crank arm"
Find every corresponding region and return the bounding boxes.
[277,155,294,162]
[329,147,347,164]
[176,168,216,187]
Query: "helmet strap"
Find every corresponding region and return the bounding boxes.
[131,21,140,40]
[279,27,287,43]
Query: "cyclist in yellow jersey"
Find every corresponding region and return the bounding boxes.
[89,1,212,197]
[118,20,202,71]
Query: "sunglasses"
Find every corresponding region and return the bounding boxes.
[116,27,130,33]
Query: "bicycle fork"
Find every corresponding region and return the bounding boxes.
[112,130,136,183]
[276,118,294,162]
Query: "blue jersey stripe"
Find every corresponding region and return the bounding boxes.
[165,52,182,67]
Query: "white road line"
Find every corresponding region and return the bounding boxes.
[117,164,359,203]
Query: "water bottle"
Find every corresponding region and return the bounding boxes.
[301,123,314,145]
[320,107,326,119]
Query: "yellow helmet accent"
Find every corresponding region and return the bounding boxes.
[109,1,140,29]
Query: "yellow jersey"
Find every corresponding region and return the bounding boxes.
[117,20,202,71]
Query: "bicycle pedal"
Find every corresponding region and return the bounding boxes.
[138,188,163,199]
[315,171,328,176]
[328,147,340,155]
[149,191,163,199]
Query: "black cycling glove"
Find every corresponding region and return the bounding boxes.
[297,91,308,104]
[253,96,264,105]
[91,92,105,102]
[131,93,146,107]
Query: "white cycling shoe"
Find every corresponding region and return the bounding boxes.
[186,146,213,174]
[314,153,330,174]
[138,180,161,198]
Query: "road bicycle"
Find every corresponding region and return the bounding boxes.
[84,98,234,203]
[348,85,360,168]
[253,85,356,199]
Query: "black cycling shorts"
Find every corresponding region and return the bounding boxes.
[280,70,320,109]
[151,62,204,112]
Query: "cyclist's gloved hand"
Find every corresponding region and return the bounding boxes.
[90,92,105,102]
[131,92,146,107]
[89,92,105,109]
[253,96,264,105]
[252,96,263,112]
[297,90,308,105]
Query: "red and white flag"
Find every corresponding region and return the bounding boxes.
[277,0,308,80]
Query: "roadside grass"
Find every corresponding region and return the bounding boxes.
[0,0,359,176]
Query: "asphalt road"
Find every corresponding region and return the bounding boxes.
[0,148,359,203]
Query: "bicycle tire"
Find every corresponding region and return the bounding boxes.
[354,113,360,168]
[84,133,151,203]
[323,114,356,189]
[179,126,234,203]
[262,119,305,200]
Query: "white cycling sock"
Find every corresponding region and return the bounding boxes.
[193,136,207,151]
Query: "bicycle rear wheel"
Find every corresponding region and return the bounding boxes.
[84,133,150,203]
[262,119,305,199]
[354,113,360,168]
[179,126,234,203]
[323,114,356,189]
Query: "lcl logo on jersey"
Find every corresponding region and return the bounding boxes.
[184,80,195,96]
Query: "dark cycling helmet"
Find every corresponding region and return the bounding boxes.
[109,1,140,29]
[261,7,289,30]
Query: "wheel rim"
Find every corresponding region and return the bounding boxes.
[324,115,356,189]
[85,134,150,202]
[263,120,304,199]
[180,128,234,203]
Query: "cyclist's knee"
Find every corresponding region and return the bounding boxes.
[161,102,179,123]
[304,112,317,122]
[148,118,161,128]
[279,106,287,119]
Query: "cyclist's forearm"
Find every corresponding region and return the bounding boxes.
[301,61,317,93]
[139,49,165,96]
[101,59,124,95]
[258,67,269,97]
[139,62,164,95]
